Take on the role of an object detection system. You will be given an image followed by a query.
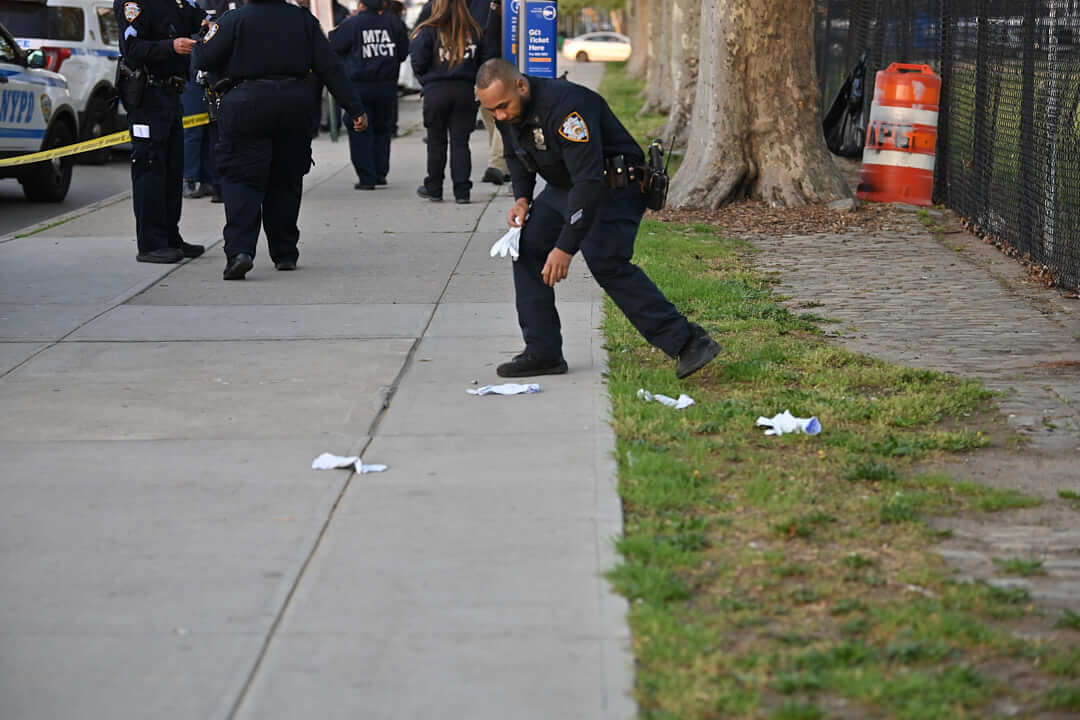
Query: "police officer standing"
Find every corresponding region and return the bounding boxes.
[194,0,368,280]
[475,59,722,379]
[115,0,208,263]
[330,0,408,190]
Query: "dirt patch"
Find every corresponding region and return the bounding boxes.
[652,199,904,238]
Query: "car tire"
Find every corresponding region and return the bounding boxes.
[575,51,589,62]
[21,119,75,203]
[79,93,117,165]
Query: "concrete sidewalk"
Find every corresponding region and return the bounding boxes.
[0,62,635,720]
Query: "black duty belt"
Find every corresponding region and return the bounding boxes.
[146,74,186,94]
[603,154,647,189]
[238,75,306,84]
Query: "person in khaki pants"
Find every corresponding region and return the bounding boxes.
[480,107,509,184]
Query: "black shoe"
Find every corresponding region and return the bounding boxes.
[196,182,214,198]
[481,167,505,185]
[179,241,205,258]
[417,185,442,202]
[496,352,568,378]
[376,176,388,186]
[354,183,376,190]
[274,259,297,271]
[675,323,722,379]
[223,253,254,280]
[455,194,470,205]
[136,248,184,264]
[210,186,224,203]
[182,178,201,198]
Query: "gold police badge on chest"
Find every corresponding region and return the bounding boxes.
[532,127,547,151]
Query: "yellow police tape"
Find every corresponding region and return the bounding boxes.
[0,113,210,169]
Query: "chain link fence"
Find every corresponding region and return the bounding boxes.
[816,0,1080,292]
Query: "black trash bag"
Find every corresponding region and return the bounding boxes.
[822,53,867,157]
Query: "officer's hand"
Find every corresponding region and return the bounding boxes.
[541,248,572,287]
[173,37,197,55]
[507,198,529,228]
[353,114,369,132]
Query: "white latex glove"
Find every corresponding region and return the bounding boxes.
[489,226,521,261]
[637,388,695,410]
[755,410,821,436]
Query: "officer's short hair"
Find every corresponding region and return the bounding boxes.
[476,59,523,90]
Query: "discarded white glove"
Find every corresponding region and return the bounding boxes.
[637,388,695,410]
[755,410,821,436]
[489,226,521,261]
[311,453,388,474]
[467,383,540,396]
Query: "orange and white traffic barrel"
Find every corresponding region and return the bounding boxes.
[856,63,941,206]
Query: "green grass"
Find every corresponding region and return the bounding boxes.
[595,65,1066,720]
[992,556,1046,576]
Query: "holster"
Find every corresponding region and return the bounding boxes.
[116,60,147,110]
[603,155,629,189]
[643,140,669,211]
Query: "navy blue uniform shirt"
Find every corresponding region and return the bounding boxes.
[497,77,645,255]
[115,0,206,77]
[194,0,364,117]
[329,8,408,85]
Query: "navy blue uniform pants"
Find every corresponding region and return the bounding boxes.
[344,83,395,185]
[215,79,313,263]
[421,81,475,199]
[514,184,691,360]
[127,87,185,255]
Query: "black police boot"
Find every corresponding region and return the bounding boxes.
[354,182,376,191]
[675,323,722,379]
[417,185,442,202]
[180,241,205,258]
[210,186,224,203]
[376,176,388,186]
[455,193,470,205]
[274,259,297,271]
[136,248,184,264]
[481,167,505,185]
[496,352,569,378]
[223,253,254,280]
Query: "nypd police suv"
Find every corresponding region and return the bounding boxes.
[0,21,79,201]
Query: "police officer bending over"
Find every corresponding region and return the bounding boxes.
[195,0,368,280]
[330,0,408,190]
[475,59,722,379]
[115,0,208,264]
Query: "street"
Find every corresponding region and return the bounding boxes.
[0,152,132,237]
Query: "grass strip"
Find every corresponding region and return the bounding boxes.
[597,63,1076,719]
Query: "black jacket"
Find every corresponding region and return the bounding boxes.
[193,0,364,117]
[497,77,645,255]
[408,7,497,86]
[329,9,408,85]
[115,0,206,78]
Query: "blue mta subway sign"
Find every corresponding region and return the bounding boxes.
[502,0,521,67]
[524,1,557,77]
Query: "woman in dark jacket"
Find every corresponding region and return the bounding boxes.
[409,0,493,203]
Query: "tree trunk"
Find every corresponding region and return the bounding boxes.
[669,0,851,208]
[662,0,701,146]
[643,0,673,113]
[639,0,665,113]
[626,0,649,79]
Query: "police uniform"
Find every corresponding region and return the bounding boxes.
[330,0,408,189]
[115,0,207,263]
[409,7,495,202]
[496,77,721,379]
[194,0,365,278]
